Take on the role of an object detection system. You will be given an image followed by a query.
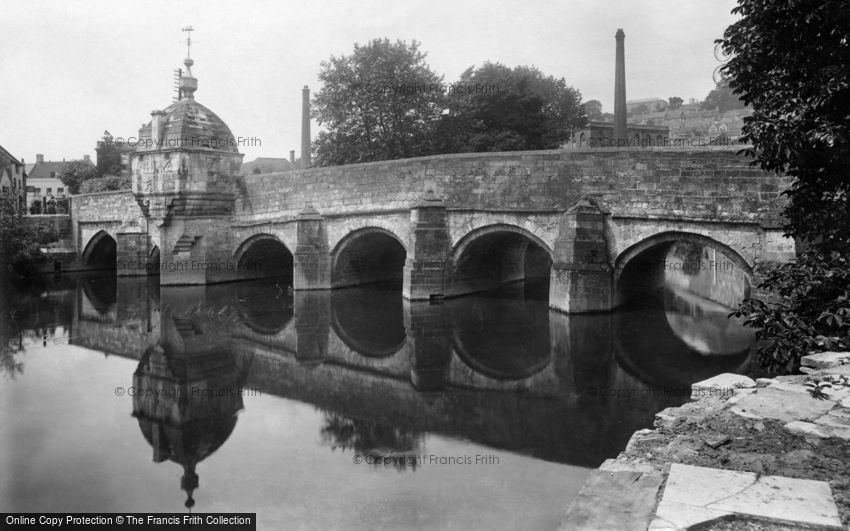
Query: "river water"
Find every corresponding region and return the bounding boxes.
[0,271,754,530]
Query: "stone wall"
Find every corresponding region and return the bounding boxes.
[71,190,146,251]
[236,147,789,227]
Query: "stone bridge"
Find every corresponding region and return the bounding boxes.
[65,146,794,313]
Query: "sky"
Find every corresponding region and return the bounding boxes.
[0,0,739,163]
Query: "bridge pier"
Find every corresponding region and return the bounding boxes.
[402,192,451,300]
[156,219,233,285]
[549,200,614,313]
[116,230,150,277]
[293,205,331,290]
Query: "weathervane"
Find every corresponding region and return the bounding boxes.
[182,26,194,58]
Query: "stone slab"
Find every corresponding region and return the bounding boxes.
[650,463,843,529]
[558,470,663,531]
[802,351,850,370]
[599,457,660,475]
[785,420,850,441]
[691,373,755,401]
[755,377,777,388]
[728,387,835,422]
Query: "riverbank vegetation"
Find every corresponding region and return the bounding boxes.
[723,0,850,373]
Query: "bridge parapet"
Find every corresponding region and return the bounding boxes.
[236,146,789,227]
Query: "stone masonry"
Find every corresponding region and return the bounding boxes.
[68,146,794,313]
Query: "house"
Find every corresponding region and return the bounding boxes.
[26,153,94,213]
[0,144,26,213]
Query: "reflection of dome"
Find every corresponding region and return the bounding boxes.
[132,343,245,508]
[137,415,238,508]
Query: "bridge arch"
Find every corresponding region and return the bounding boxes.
[82,230,117,270]
[614,231,753,307]
[331,226,407,289]
[447,223,554,297]
[233,233,294,280]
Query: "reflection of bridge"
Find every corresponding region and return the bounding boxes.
[61,276,752,466]
[11,272,755,509]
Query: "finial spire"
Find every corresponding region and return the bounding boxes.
[182,26,194,58]
[178,27,198,99]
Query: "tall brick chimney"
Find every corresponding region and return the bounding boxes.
[36,154,44,164]
[614,29,627,143]
[301,86,311,169]
[290,150,295,165]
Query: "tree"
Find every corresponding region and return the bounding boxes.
[583,99,603,121]
[312,38,446,166]
[0,198,44,282]
[59,160,98,195]
[79,175,132,194]
[96,145,123,177]
[699,84,746,113]
[668,97,683,110]
[438,63,586,153]
[722,0,850,373]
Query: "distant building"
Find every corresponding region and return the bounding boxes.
[568,31,670,149]
[574,121,670,148]
[240,157,296,175]
[0,145,26,213]
[26,154,94,213]
[626,98,668,113]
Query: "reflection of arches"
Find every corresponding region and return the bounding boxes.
[80,274,117,316]
[331,288,406,358]
[612,304,751,389]
[82,230,117,270]
[233,234,293,279]
[448,288,552,380]
[664,287,755,355]
[614,231,753,306]
[331,227,407,288]
[149,246,161,275]
[235,279,294,335]
[448,224,553,297]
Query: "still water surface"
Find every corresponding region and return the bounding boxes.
[0,274,754,529]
